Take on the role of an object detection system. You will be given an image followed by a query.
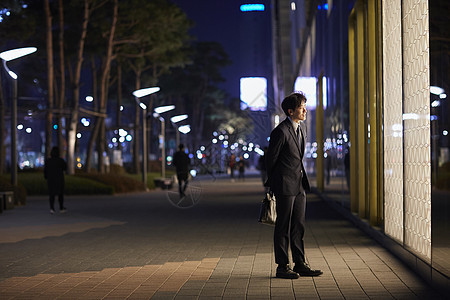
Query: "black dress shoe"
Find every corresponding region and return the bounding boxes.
[294,263,323,276]
[276,265,300,279]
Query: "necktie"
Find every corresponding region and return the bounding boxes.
[297,125,303,155]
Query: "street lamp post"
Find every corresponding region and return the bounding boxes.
[0,47,37,186]
[153,105,175,179]
[132,87,160,189]
[170,114,188,147]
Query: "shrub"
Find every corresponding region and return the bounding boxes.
[14,172,113,196]
[75,173,145,193]
[65,176,114,195]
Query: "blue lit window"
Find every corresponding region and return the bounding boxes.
[240,4,265,12]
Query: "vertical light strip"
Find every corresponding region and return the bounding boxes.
[382,0,404,243]
[368,0,378,226]
[402,0,431,261]
[348,10,358,214]
[356,0,367,218]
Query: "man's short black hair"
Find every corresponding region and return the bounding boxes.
[281,92,307,116]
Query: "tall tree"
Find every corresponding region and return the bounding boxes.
[113,0,192,173]
[159,42,231,150]
[56,0,66,153]
[43,0,54,160]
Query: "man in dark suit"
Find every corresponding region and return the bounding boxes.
[265,92,323,279]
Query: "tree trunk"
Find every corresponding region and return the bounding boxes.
[84,56,99,172]
[133,71,141,174]
[44,0,54,159]
[97,0,118,173]
[57,0,65,153]
[116,63,122,152]
[67,0,89,175]
[85,116,99,172]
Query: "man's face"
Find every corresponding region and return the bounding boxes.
[290,102,307,122]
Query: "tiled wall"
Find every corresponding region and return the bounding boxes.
[383,0,431,261]
[402,0,431,261]
[382,0,404,244]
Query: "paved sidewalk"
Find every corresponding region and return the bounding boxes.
[0,176,444,299]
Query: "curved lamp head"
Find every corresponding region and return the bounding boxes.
[170,114,188,123]
[0,47,37,61]
[132,87,160,98]
[0,47,37,79]
[154,105,175,114]
[178,125,191,134]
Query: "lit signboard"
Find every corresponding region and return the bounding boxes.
[240,77,267,111]
[240,4,265,12]
[294,76,327,110]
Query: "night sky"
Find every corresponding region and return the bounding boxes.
[170,1,244,100]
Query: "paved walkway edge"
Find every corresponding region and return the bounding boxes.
[313,188,449,296]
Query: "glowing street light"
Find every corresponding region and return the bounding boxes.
[154,105,175,179]
[154,105,175,114]
[170,114,188,146]
[132,86,160,189]
[0,47,37,186]
[178,125,191,134]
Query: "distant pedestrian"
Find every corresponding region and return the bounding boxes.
[325,149,331,185]
[173,144,190,198]
[238,156,245,181]
[229,154,236,181]
[344,147,350,189]
[44,146,67,214]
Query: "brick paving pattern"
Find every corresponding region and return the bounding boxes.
[0,175,444,299]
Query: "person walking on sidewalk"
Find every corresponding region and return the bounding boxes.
[44,146,67,214]
[265,92,323,279]
[173,144,190,198]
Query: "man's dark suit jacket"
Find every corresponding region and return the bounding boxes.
[265,118,310,195]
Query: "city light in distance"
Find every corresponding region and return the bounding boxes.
[85,96,93,102]
[17,124,24,130]
[25,127,32,133]
[81,117,90,126]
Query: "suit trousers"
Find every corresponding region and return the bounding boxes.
[274,191,306,265]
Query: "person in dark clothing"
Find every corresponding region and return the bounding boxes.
[265,92,322,279]
[44,146,67,214]
[238,156,245,181]
[173,144,190,198]
[344,147,350,189]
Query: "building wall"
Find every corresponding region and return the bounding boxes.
[382,0,431,261]
[382,0,404,244]
[273,0,448,290]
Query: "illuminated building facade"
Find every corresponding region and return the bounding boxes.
[271,0,449,292]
